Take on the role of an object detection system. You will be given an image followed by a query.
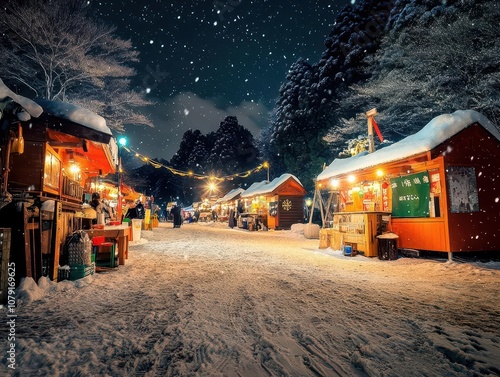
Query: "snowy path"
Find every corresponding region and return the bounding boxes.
[2,222,500,376]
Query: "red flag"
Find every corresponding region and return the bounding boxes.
[372,118,384,142]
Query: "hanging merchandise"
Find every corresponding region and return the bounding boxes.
[10,124,24,154]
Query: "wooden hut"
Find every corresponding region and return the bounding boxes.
[216,188,245,221]
[0,92,117,283]
[240,174,307,230]
[316,110,500,257]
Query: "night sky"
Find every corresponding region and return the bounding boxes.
[92,0,354,160]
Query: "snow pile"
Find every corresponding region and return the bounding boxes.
[0,78,43,118]
[34,98,111,137]
[15,278,46,304]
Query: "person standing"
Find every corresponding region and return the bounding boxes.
[90,192,110,224]
[172,205,182,228]
[228,208,235,228]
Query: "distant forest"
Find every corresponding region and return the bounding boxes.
[133,0,498,205]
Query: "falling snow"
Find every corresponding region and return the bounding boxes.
[91,1,351,158]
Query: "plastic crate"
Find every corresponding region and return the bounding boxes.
[70,263,95,281]
[58,266,71,282]
[92,236,105,246]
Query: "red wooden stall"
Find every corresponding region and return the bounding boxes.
[316,110,500,257]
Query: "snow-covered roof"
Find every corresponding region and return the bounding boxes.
[317,110,499,182]
[0,78,43,118]
[35,98,112,137]
[241,174,303,198]
[217,188,245,203]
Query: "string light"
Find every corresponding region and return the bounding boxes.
[122,145,269,181]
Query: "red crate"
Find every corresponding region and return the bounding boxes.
[92,236,105,246]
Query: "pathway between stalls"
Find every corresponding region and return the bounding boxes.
[3,223,499,376]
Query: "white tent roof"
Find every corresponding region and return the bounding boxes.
[317,110,499,182]
[241,174,303,198]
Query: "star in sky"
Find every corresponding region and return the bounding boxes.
[91,0,351,159]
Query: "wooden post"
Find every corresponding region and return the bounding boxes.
[324,191,335,227]
[1,133,13,197]
[0,228,11,303]
[308,188,317,225]
[23,204,35,278]
[50,201,62,281]
[366,108,378,153]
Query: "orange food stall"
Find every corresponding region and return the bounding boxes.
[316,110,500,258]
[0,94,119,282]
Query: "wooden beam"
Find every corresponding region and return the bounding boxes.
[47,142,82,149]
[50,201,62,281]
[0,228,11,304]
[23,204,35,278]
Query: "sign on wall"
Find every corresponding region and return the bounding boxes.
[390,172,430,217]
[447,166,479,213]
[269,201,278,217]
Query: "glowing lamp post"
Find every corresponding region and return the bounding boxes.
[263,161,270,182]
[117,136,127,221]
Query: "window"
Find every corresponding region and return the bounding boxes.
[44,149,61,190]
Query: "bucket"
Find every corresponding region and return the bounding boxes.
[132,219,142,241]
[343,245,352,256]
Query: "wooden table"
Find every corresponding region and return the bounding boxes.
[84,225,130,265]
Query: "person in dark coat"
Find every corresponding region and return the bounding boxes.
[172,205,182,228]
[228,208,235,228]
[135,201,145,219]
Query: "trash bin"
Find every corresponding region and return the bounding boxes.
[343,245,353,256]
[377,233,399,260]
[132,219,142,241]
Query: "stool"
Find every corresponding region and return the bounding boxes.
[92,237,118,268]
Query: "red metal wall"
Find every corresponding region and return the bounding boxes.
[432,124,500,252]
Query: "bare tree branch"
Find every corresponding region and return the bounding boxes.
[0,0,153,131]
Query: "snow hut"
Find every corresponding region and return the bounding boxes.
[240,174,307,230]
[316,110,500,256]
[0,92,117,282]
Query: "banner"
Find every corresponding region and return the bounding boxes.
[390,172,430,217]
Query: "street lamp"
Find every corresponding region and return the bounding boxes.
[117,136,127,221]
[263,161,270,182]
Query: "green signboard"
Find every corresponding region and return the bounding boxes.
[390,171,430,218]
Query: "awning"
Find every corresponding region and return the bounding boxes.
[47,128,115,176]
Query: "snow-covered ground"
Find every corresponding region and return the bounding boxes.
[2,222,499,376]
